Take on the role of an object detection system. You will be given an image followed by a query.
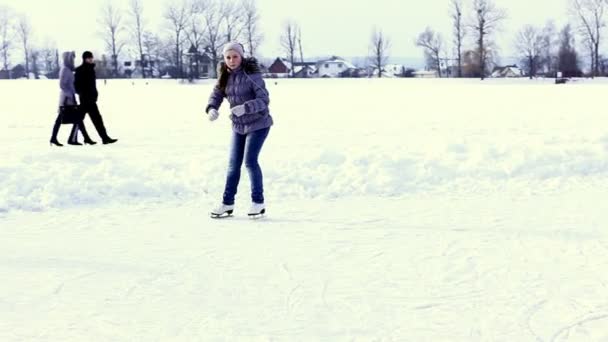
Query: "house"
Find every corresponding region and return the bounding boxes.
[491,65,523,78]
[413,70,439,78]
[293,62,317,78]
[185,45,215,78]
[339,67,368,78]
[384,64,406,77]
[370,64,406,78]
[0,65,26,79]
[316,56,356,78]
[11,65,26,79]
[268,58,291,77]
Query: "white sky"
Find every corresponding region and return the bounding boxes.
[4,0,571,63]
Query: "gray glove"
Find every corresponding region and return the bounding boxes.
[207,108,219,121]
[231,104,246,117]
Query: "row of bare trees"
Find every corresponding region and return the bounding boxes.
[0,0,264,79]
[416,0,506,79]
[4,0,607,80]
[94,0,263,79]
[415,0,608,79]
[0,4,47,79]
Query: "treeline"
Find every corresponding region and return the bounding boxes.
[413,0,607,79]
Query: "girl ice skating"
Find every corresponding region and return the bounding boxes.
[206,42,273,218]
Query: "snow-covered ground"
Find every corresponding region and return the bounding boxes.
[1,78,608,341]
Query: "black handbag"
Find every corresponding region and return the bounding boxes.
[59,97,85,124]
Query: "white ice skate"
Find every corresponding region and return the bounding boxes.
[210,203,235,219]
[248,202,266,218]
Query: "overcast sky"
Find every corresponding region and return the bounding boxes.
[4,0,571,63]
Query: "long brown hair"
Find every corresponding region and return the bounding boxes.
[217,63,230,93]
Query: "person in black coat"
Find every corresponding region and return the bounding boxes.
[50,51,96,146]
[74,51,118,145]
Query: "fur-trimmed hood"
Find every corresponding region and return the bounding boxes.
[217,57,261,76]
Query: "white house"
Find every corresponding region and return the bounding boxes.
[316,56,356,78]
[373,64,406,78]
[491,65,523,78]
[122,54,163,78]
[385,64,405,76]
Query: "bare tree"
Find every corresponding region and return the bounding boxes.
[16,14,32,78]
[281,20,298,77]
[38,40,59,78]
[558,24,582,77]
[470,0,507,80]
[202,1,224,77]
[369,28,390,78]
[129,0,146,78]
[221,2,244,43]
[186,1,209,79]
[142,31,161,62]
[99,1,125,77]
[242,0,262,56]
[188,2,207,50]
[515,25,546,78]
[297,25,304,63]
[30,50,40,79]
[570,0,605,77]
[541,21,559,76]
[582,34,595,73]
[416,27,444,77]
[450,0,465,77]
[0,5,13,76]
[164,0,192,78]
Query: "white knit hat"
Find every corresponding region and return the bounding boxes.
[222,42,245,57]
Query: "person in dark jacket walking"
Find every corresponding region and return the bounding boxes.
[74,51,117,145]
[50,51,95,146]
[207,42,273,218]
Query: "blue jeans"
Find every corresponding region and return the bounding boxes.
[223,127,270,205]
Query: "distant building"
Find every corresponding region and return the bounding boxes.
[122,55,162,78]
[340,67,368,78]
[293,62,317,78]
[370,64,406,78]
[0,65,27,79]
[316,56,356,78]
[268,58,291,77]
[413,70,438,78]
[491,65,523,78]
[384,64,406,77]
[185,45,215,79]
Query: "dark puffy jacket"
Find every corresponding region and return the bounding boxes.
[74,63,98,102]
[206,58,273,134]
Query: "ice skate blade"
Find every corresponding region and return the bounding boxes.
[210,211,233,219]
[248,209,266,219]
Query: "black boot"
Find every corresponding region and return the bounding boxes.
[50,138,63,147]
[79,122,97,145]
[102,137,118,145]
[50,113,63,146]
